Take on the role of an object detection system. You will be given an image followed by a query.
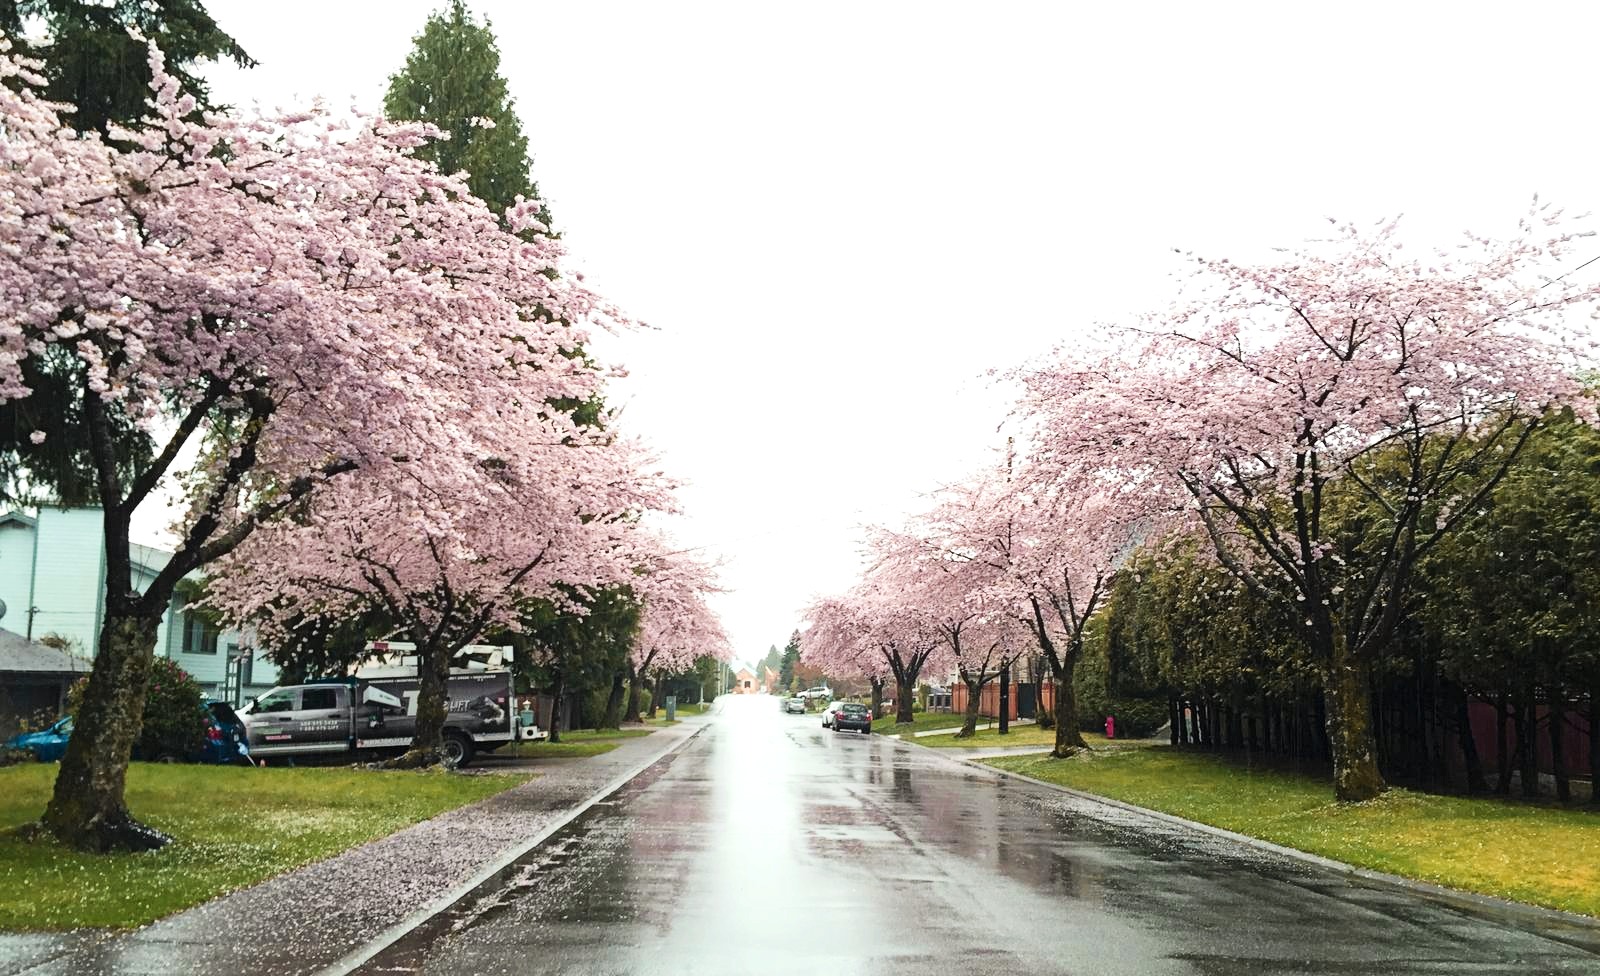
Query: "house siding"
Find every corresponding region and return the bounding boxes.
[0,507,277,704]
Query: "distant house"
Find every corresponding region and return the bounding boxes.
[0,507,278,706]
[762,666,780,695]
[0,628,92,737]
[733,667,758,694]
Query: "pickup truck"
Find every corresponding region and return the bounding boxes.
[240,643,539,768]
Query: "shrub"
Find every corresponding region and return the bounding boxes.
[1075,651,1169,737]
[67,657,207,761]
[638,687,653,716]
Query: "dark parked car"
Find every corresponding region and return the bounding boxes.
[4,716,72,762]
[2,703,252,765]
[201,700,253,765]
[832,702,872,734]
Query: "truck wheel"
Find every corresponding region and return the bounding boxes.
[442,733,474,770]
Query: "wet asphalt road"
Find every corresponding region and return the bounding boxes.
[362,696,1600,976]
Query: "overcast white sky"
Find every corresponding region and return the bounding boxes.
[189,0,1600,662]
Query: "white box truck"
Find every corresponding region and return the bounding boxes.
[239,642,543,768]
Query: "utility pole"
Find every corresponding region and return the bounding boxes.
[998,660,1010,735]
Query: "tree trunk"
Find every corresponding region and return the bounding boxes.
[1548,687,1570,803]
[998,662,1010,735]
[1323,643,1385,802]
[648,673,663,719]
[895,677,915,725]
[1494,692,1511,795]
[40,608,170,852]
[870,677,884,720]
[955,675,982,738]
[1051,674,1088,758]
[624,664,644,724]
[1312,693,1330,761]
[1032,657,1053,730]
[1454,686,1489,795]
[547,669,565,744]
[601,670,626,729]
[1589,684,1600,808]
[1515,690,1539,799]
[389,641,451,768]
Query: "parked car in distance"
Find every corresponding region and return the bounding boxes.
[784,697,807,714]
[4,716,72,762]
[799,686,832,701]
[833,702,872,734]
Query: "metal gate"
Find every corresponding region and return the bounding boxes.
[1016,684,1036,719]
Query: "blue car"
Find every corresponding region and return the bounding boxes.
[3,702,252,765]
[4,716,72,762]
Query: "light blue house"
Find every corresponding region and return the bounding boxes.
[0,507,279,705]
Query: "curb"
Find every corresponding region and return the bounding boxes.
[314,719,712,976]
[895,736,1600,936]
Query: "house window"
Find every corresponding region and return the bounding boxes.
[181,609,218,655]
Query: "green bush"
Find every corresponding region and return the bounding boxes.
[638,687,653,716]
[67,657,207,761]
[1074,650,1169,737]
[580,686,610,728]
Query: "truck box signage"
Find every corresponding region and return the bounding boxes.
[245,668,515,763]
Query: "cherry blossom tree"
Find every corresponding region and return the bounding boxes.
[623,546,729,723]
[895,478,1032,738]
[899,461,1149,755]
[1020,212,1599,799]
[800,595,890,717]
[0,43,623,848]
[207,434,670,766]
[806,534,952,725]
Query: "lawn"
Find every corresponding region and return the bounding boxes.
[918,726,1110,750]
[499,727,651,760]
[986,747,1600,917]
[871,712,974,737]
[0,763,525,931]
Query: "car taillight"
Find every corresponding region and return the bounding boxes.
[207,727,224,742]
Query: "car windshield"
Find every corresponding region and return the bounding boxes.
[841,704,869,715]
[255,689,296,713]
[56,717,73,734]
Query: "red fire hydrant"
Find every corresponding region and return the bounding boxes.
[1104,715,1116,739]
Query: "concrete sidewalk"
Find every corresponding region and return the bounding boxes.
[911,717,1035,737]
[0,717,709,976]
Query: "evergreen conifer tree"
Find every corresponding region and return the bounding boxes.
[384,0,552,229]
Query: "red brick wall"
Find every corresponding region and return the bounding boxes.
[951,680,1056,720]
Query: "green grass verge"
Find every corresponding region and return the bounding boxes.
[0,762,526,931]
[871,712,972,737]
[498,727,651,760]
[918,726,1112,749]
[985,747,1600,917]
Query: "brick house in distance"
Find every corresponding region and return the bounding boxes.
[733,667,758,694]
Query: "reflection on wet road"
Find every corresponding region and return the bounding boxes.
[365,696,1600,975]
